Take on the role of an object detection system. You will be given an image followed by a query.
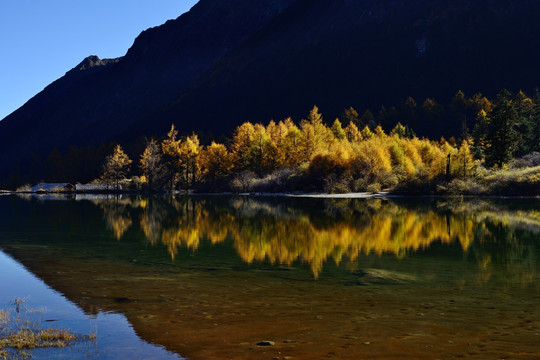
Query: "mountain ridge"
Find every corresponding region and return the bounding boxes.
[1,0,539,185]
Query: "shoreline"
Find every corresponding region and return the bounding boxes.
[2,189,538,199]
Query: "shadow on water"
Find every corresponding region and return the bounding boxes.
[0,195,539,359]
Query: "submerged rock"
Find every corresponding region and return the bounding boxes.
[353,268,417,285]
[256,341,275,346]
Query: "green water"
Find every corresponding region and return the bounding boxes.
[0,194,539,359]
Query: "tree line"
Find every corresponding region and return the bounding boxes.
[100,89,540,193]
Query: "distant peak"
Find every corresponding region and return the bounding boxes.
[72,55,121,72]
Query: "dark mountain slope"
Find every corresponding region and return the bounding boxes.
[1,0,539,185]
[0,0,296,182]
[153,0,540,138]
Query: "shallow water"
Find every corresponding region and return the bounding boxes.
[0,194,539,359]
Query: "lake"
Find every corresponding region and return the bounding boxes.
[0,194,539,359]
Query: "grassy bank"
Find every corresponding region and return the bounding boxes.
[392,165,540,196]
[0,299,95,359]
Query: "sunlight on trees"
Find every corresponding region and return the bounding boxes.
[101,145,132,189]
[87,89,540,194]
[140,139,165,191]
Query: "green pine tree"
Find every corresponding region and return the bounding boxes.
[484,90,521,168]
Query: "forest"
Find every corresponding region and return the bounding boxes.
[11,89,540,195]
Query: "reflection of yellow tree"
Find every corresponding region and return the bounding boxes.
[150,198,482,278]
[101,200,133,240]
[159,199,233,260]
[139,199,166,245]
[94,197,540,281]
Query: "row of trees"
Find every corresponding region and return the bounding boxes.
[99,89,539,193]
[344,89,539,164]
[473,89,540,167]
[101,109,465,192]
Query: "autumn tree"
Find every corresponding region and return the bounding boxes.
[246,125,279,174]
[280,121,303,167]
[513,90,536,155]
[390,123,407,138]
[342,106,360,127]
[102,144,132,189]
[179,134,201,189]
[360,125,374,140]
[345,121,362,143]
[231,122,256,170]
[470,93,492,114]
[331,119,346,140]
[300,106,330,162]
[161,125,182,191]
[269,118,294,166]
[307,105,323,124]
[200,142,233,184]
[454,140,476,177]
[140,138,165,191]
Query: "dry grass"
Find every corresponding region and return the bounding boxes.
[483,165,540,195]
[0,328,77,350]
[0,311,8,325]
[0,299,92,359]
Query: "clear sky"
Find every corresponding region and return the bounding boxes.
[0,0,199,121]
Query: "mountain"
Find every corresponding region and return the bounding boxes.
[152,0,540,137]
[0,0,296,184]
[1,0,539,186]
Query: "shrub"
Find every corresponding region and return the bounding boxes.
[231,171,257,193]
[511,152,540,168]
[15,184,31,193]
[366,183,382,194]
[352,177,369,192]
[446,178,487,195]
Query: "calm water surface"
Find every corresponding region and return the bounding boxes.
[0,194,539,359]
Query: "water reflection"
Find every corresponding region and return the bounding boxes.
[3,195,540,360]
[92,196,540,280]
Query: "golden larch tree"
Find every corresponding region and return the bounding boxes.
[140,138,164,191]
[102,144,132,190]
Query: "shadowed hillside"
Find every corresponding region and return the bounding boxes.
[154,0,540,138]
[0,0,296,184]
[1,0,539,185]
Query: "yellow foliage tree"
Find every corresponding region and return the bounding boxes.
[247,126,279,174]
[454,140,476,177]
[345,121,362,143]
[231,122,256,170]
[300,106,330,161]
[140,139,164,191]
[102,144,132,189]
[360,125,374,140]
[161,125,182,190]
[200,142,233,183]
[281,123,303,167]
[331,118,346,140]
[179,134,201,188]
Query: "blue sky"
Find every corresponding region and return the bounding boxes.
[0,0,198,120]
